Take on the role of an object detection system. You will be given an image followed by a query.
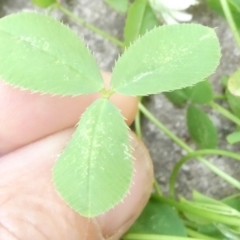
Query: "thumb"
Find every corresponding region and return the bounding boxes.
[0,128,153,240]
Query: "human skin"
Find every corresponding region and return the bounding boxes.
[0,72,154,240]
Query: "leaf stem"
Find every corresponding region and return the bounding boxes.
[138,103,192,152]
[169,149,240,199]
[135,109,142,139]
[139,103,240,190]
[123,233,203,240]
[220,0,240,49]
[153,178,162,196]
[186,228,219,240]
[55,4,125,48]
[209,101,240,127]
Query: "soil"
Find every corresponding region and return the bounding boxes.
[1,0,240,199]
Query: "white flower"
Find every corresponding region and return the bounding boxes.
[149,0,198,24]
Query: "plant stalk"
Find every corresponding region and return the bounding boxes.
[169,149,240,198]
[186,228,219,240]
[220,0,240,49]
[139,103,240,191]
[123,233,203,240]
[209,101,240,127]
[56,4,125,48]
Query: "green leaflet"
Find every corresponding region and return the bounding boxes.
[228,68,240,96]
[189,80,214,104]
[226,131,240,144]
[187,105,218,149]
[53,98,133,217]
[104,0,129,13]
[0,12,104,95]
[226,89,240,119]
[128,197,187,237]
[165,80,213,106]
[124,0,159,47]
[111,24,221,96]
[164,88,191,106]
[31,0,56,8]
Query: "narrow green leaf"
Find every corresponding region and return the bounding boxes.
[206,0,240,29]
[187,105,218,149]
[111,24,221,96]
[215,223,240,240]
[128,197,187,236]
[124,0,159,47]
[226,88,240,119]
[228,68,240,96]
[31,0,56,8]
[104,0,129,13]
[227,131,240,144]
[53,98,133,217]
[193,191,240,217]
[189,80,214,104]
[0,12,104,95]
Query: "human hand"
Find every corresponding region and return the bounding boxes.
[0,72,153,240]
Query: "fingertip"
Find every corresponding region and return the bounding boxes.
[96,132,154,239]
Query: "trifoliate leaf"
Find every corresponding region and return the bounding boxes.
[53,98,133,217]
[0,12,104,95]
[187,104,218,149]
[111,24,221,96]
[31,0,56,8]
[228,68,240,96]
[124,0,159,47]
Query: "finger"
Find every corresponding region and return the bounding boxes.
[96,134,154,239]
[0,72,138,155]
[0,129,153,240]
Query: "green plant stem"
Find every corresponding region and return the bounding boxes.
[55,4,125,48]
[138,103,192,152]
[220,0,240,49]
[153,178,162,196]
[139,103,240,190]
[170,149,240,198]
[152,194,240,227]
[135,109,142,139]
[209,101,240,127]
[186,228,218,240]
[123,233,203,240]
